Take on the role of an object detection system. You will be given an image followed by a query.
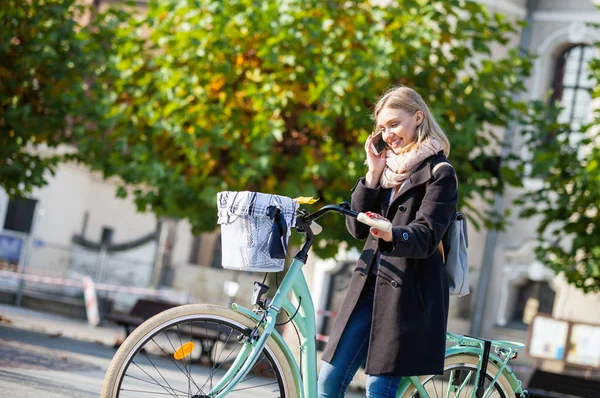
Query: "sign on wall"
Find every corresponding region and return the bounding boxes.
[566,323,600,368]
[0,235,23,263]
[528,314,600,369]
[528,315,569,360]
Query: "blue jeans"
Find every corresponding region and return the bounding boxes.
[318,273,402,397]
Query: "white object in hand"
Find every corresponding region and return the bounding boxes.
[357,213,392,232]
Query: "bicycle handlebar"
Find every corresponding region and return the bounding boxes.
[299,202,393,233]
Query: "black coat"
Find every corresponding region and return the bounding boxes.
[321,152,458,376]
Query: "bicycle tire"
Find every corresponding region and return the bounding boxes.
[101,304,299,398]
[401,353,516,398]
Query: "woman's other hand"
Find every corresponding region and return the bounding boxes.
[365,211,393,242]
[364,133,386,188]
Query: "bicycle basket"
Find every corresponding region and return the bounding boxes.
[217,191,299,272]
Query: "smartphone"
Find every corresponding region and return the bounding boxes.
[371,132,388,156]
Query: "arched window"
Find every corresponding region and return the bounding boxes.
[551,45,595,135]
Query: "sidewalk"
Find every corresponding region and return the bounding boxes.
[0,303,126,347]
[0,303,367,397]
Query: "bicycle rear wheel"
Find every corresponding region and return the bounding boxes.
[402,354,514,398]
[101,304,298,398]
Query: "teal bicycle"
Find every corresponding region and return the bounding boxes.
[102,200,529,398]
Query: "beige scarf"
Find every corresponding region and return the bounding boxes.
[379,138,442,189]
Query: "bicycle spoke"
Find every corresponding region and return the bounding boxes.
[131,361,178,398]
[175,324,192,393]
[150,337,206,395]
[419,363,508,398]
[231,380,280,392]
[240,357,273,383]
[142,348,178,397]
[214,327,235,366]
[175,324,187,374]
[457,370,473,396]
[120,388,187,396]
[115,314,286,398]
[446,370,455,398]
[194,338,242,395]
[466,381,474,398]
[188,321,193,396]
[124,373,190,395]
[205,320,214,393]
[433,376,444,397]
[163,329,192,388]
[442,370,445,398]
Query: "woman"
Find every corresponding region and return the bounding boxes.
[318,86,458,397]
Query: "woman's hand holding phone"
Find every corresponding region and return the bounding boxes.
[365,133,387,187]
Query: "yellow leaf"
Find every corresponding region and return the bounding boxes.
[174,342,195,360]
[210,76,226,93]
[236,54,244,66]
[294,196,319,204]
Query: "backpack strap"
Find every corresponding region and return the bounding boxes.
[425,161,457,264]
[432,162,456,183]
[425,161,457,189]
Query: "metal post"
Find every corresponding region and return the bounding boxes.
[150,219,168,288]
[95,245,108,283]
[15,204,41,307]
[470,0,538,336]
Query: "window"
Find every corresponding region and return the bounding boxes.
[552,45,594,138]
[188,231,221,268]
[211,234,222,269]
[101,227,114,245]
[188,235,202,265]
[3,198,37,234]
[511,280,555,330]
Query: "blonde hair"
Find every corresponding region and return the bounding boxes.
[373,86,450,157]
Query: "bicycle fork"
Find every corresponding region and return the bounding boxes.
[206,307,278,397]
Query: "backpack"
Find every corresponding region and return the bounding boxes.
[426,162,470,297]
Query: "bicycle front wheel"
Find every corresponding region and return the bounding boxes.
[402,354,515,398]
[101,304,298,398]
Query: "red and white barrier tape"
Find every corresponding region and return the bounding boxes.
[82,276,100,326]
[0,270,185,302]
[316,334,329,343]
[0,270,82,287]
[317,309,338,318]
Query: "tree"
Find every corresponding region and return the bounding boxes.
[0,0,114,196]
[82,0,536,258]
[4,0,539,259]
[517,82,600,293]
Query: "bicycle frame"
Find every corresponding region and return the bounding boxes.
[211,256,525,398]
[207,253,314,397]
[204,203,526,398]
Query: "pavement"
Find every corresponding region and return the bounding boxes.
[0,303,124,347]
[0,303,367,397]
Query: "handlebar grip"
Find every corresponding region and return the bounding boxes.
[357,213,393,232]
